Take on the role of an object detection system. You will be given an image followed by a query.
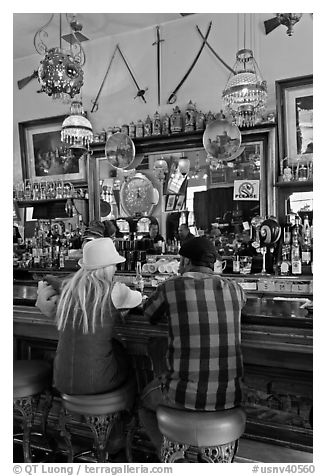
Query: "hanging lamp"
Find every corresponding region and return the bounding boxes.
[61,100,93,148]
[178,155,191,176]
[34,13,85,102]
[222,14,267,127]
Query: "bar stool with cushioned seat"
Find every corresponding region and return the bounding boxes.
[157,405,246,463]
[59,378,136,462]
[13,360,53,462]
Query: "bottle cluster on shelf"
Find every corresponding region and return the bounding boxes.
[281,156,313,182]
[277,214,313,276]
[13,220,85,269]
[94,102,223,142]
[93,105,276,143]
[13,179,88,202]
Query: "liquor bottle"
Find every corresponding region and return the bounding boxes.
[283,215,292,245]
[59,249,65,269]
[291,215,302,245]
[302,215,311,236]
[135,261,144,293]
[301,216,312,265]
[298,163,308,181]
[293,214,302,233]
[291,236,302,275]
[280,245,291,276]
[233,250,240,273]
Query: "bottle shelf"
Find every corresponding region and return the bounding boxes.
[14,198,88,208]
[275,180,313,188]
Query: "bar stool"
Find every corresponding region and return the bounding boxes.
[59,378,136,462]
[13,360,53,462]
[157,405,246,463]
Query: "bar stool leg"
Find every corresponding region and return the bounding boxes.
[58,408,74,463]
[199,440,239,463]
[160,436,189,463]
[13,395,39,463]
[125,413,138,463]
[40,389,53,437]
[86,413,119,463]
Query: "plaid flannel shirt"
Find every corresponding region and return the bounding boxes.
[144,266,246,410]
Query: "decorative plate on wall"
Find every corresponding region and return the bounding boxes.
[121,173,156,216]
[105,132,136,169]
[203,118,242,161]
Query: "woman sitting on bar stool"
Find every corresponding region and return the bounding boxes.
[36,238,142,456]
[36,238,142,395]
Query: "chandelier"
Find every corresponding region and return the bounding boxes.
[61,100,93,148]
[222,15,267,128]
[34,13,85,102]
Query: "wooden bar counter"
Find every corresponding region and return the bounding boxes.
[13,271,313,457]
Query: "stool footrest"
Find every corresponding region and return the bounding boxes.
[161,436,239,463]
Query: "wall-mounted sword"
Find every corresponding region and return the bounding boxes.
[167,21,212,104]
[196,25,235,74]
[152,25,164,106]
[116,44,148,103]
[91,45,118,113]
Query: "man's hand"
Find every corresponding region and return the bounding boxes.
[35,281,59,318]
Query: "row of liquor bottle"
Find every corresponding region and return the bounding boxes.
[13,221,85,269]
[93,103,223,142]
[14,180,88,202]
[281,158,313,182]
[277,214,313,275]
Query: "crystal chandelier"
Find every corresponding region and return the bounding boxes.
[222,48,267,127]
[61,100,93,148]
[222,14,267,128]
[34,13,85,102]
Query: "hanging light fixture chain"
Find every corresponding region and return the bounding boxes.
[33,13,54,54]
[243,13,246,51]
[237,14,239,52]
[59,13,62,50]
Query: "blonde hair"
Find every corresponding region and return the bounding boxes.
[55,266,114,334]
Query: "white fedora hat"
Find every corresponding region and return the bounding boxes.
[111,282,142,309]
[78,238,125,270]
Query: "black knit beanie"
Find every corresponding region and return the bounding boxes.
[179,236,217,269]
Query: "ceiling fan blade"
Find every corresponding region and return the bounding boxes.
[17,70,38,90]
[264,16,281,35]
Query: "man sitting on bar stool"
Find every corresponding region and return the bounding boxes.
[139,236,246,455]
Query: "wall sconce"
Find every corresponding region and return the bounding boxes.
[178,157,191,176]
[153,158,168,181]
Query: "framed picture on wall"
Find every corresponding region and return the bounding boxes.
[18,115,87,184]
[276,75,313,165]
[165,194,176,212]
[174,194,185,211]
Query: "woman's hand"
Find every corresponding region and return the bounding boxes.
[35,281,59,318]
